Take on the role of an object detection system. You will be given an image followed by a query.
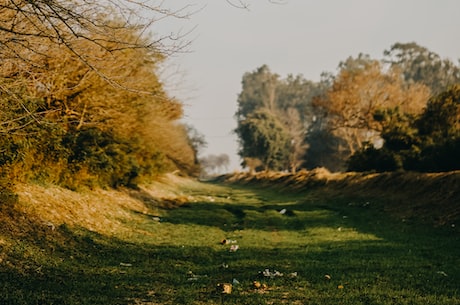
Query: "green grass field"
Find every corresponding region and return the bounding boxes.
[1,179,459,304]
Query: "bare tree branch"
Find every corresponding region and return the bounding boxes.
[225,0,288,9]
[0,1,194,77]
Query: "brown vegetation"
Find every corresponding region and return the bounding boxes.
[221,169,460,227]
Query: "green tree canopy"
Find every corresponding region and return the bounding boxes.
[235,109,291,171]
[234,65,325,172]
[384,42,460,94]
[349,85,460,172]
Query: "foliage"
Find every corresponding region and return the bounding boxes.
[236,44,459,173]
[235,65,325,171]
[235,65,279,118]
[185,124,208,158]
[349,85,460,172]
[199,153,230,176]
[0,1,190,72]
[313,54,430,169]
[0,6,199,188]
[384,42,460,95]
[235,109,291,171]
[417,84,460,140]
[347,144,401,172]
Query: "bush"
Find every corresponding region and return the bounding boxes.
[0,170,18,210]
[347,144,402,172]
[63,127,168,188]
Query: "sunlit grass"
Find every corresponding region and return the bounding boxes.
[1,178,459,304]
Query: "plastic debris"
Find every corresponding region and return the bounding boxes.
[262,269,283,278]
[288,272,298,278]
[229,245,239,252]
[119,263,132,267]
[187,271,208,281]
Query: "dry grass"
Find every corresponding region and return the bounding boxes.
[220,169,460,226]
[11,173,200,238]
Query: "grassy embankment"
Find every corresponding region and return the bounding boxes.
[0,171,459,304]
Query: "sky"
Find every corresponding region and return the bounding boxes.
[154,0,460,172]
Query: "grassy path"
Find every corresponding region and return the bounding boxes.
[1,180,459,304]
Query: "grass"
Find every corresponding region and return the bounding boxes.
[0,176,459,304]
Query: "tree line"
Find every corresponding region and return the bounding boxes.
[0,1,203,189]
[235,42,460,173]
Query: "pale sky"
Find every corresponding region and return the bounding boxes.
[155,0,460,171]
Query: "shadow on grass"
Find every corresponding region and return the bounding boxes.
[2,182,459,305]
[161,200,343,232]
[1,224,458,305]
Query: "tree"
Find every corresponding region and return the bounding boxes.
[199,153,230,176]
[235,65,324,172]
[348,85,460,172]
[0,8,200,186]
[235,109,291,171]
[280,107,307,172]
[417,84,460,140]
[384,42,460,95]
[185,124,207,161]
[0,0,191,63]
[225,0,287,9]
[235,65,279,120]
[0,0,193,135]
[313,54,430,168]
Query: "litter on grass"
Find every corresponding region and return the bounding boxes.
[221,239,237,245]
[187,271,208,281]
[229,245,239,252]
[261,269,283,278]
[259,269,298,279]
[288,272,298,278]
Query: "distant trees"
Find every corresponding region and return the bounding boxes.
[0,1,200,188]
[234,65,322,172]
[313,54,430,169]
[349,85,460,172]
[235,43,460,173]
[384,42,460,95]
[235,108,291,171]
[199,154,230,176]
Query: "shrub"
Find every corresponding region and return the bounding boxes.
[347,144,402,172]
